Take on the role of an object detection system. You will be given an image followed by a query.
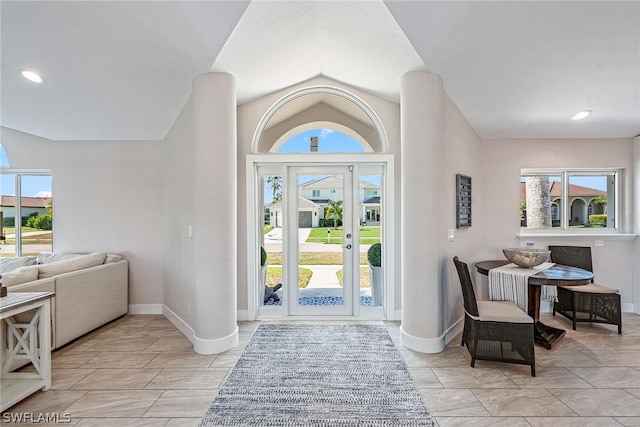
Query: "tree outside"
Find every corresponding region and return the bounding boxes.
[525,176,552,228]
[325,199,343,229]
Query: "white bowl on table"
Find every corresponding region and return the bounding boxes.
[502,248,551,268]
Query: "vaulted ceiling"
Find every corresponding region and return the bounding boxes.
[1,1,638,141]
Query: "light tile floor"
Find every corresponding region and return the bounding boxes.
[2,312,639,426]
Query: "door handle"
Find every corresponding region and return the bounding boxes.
[344,244,352,249]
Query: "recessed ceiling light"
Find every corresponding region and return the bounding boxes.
[570,110,592,121]
[20,70,44,84]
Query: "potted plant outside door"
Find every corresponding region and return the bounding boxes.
[367,243,382,306]
[260,246,268,286]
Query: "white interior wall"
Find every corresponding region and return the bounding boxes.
[479,138,637,311]
[162,97,196,326]
[0,126,164,309]
[440,93,483,331]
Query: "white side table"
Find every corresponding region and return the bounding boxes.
[1,291,54,412]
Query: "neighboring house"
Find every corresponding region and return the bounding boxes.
[268,176,381,227]
[520,182,606,226]
[0,195,51,221]
[267,197,322,228]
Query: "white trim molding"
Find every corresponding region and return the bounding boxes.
[399,318,464,353]
[161,305,240,354]
[163,305,195,344]
[128,304,163,314]
[251,85,389,154]
[193,327,239,355]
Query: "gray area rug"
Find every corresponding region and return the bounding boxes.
[199,323,436,426]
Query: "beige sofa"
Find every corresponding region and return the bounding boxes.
[1,252,128,349]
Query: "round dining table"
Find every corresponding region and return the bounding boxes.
[475,260,594,349]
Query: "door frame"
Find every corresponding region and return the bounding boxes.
[246,153,395,320]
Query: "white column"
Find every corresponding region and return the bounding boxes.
[633,136,640,314]
[192,73,238,354]
[399,71,445,352]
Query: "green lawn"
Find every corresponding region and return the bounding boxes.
[266,252,368,266]
[266,266,312,288]
[305,227,380,244]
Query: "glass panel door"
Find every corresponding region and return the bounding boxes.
[288,166,354,316]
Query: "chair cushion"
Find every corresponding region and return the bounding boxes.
[569,283,619,294]
[474,300,533,323]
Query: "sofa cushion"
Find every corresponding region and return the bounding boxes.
[105,253,122,263]
[36,252,86,264]
[38,252,107,279]
[1,266,39,287]
[0,256,38,273]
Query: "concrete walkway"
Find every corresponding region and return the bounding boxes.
[264,227,370,253]
[263,227,374,299]
[305,265,341,288]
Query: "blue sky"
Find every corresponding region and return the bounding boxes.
[522,175,607,191]
[277,128,365,153]
[1,175,52,198]
[264,129,377,203]
[0,144,8,168]
[568,176,607,191]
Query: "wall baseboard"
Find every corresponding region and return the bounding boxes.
[159,305,239,354]
[162,305,195,344]
[128,304,163,314]
[443,318,464,347]
[193,327,239,355]
[398,318,463,354]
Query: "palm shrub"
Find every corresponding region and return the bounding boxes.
[367,243,381,267]
[325,200,343,229]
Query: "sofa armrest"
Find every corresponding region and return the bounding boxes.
[7,277,55,293]
[54,260,128,348]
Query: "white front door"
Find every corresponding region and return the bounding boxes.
[287,166,355,316]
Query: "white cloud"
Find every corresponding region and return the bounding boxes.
[319,129,335,138]
[34,191,52,197]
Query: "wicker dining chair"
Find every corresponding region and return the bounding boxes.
[549,246,621,334]
[453,257,536,376]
